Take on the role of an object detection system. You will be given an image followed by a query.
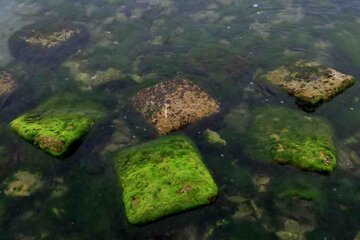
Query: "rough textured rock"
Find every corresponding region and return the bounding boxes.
[113,135,218,224]
[244,107,336,173]
[264,60,355,106]
[11,95,105,157]
[132,78,219,134]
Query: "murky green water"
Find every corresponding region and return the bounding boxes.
[1,0,360,239]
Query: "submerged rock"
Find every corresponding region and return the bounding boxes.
[9,20,89,66]
[252,174,271,193]
[203,129,226,145]
[264,60,355,106]
[3,171,43,197]
[11,95,105,157]
[101,119,137,155]
[276,219,314,240]
[132,78,219,134]
[0,71,17,99]
[113,135,218,225]
[244,107,336,173]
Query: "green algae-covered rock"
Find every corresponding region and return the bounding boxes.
[11,95,105,157]
[113,135,218,225]
[244,107,336,173]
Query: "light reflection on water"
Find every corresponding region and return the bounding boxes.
[1,0,360,239]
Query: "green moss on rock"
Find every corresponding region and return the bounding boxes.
[244,107,336,173]
[10,95,105,157]
[113,135,218,225]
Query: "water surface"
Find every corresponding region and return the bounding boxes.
[1,0,360,239]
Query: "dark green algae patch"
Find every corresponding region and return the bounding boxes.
[244,107,336,173]
[113,135,218,225]
[10,95,105,157]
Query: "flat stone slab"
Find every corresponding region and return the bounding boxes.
[264,60,355,105]
[132,78,219,134]
[113,135,218,224]
[11,95,104,157]
[244,107,336,173]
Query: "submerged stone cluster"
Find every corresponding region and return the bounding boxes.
[264,60,355,106]
[113,135,218,224]
[11,95,105,157]
[132,78,219,134]
[243,107,336,173]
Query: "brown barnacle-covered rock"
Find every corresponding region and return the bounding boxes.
[0,71,16,98]
[264,60,355,106]
[132,78,220,134]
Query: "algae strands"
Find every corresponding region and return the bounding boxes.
[113,135,218,225]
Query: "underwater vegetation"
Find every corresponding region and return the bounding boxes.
[132,78,219,134]
[8,19,89,66]
[10,95,105,157]
[243,107,336,173]
[113,135,218,224]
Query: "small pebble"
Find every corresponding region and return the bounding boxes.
[350,107,354,111]
[253,4,259,8]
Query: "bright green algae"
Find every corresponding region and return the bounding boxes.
[113,135,218,225]
[10,95,105,157]
[244,107,336,173]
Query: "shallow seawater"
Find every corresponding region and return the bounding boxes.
[1,0,360,239]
